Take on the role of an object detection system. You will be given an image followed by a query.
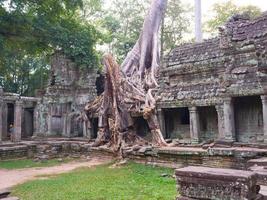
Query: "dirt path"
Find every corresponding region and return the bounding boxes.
[0,156,113,190]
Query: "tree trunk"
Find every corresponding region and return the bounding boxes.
[85,0,168,155]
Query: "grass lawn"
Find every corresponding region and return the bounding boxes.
[0,158,73,170]
[13,162,176,200]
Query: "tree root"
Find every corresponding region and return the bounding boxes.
[84,0,168,156]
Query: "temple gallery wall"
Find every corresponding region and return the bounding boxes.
[0,13,267,145]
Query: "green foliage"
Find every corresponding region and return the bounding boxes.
[13,162,176,200]
[0,0,101,67]
[0,158,74,169]
[0,53,49,96]
[0,0,192,94]
[162,0,192,54]
[205,0,261,34]
[99,0,191,62]
[0,0,102,95]
[101,0,147,62]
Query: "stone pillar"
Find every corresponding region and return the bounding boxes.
[0,87,3,141]
[33,102,39,136]
[215,105,225,139]
[157,108,166,138]
[62,114,68,137]
[47,104,53,135]
[63,114,72,138]
[2,102,7,140]
[14,100,23,142]
[261,95,267,143]
[0,97,3,141]
[83,121,91,139]
[223,97,235,141]
[189,106,200,144]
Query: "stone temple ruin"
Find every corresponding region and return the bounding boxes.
[158,13,267,145]
[0,12,267,200]
[34,53,101,139]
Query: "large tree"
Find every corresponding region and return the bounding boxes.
[85,0,169,156]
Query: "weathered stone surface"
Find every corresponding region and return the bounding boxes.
[248,157,267,168]
[34,52,99,138]
[176,166,259,200]
[176,197,197,200]
[0,189,11,198]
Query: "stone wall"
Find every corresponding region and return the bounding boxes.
[1,141,267,171]
[0,140,115,161]
[234,96,263,143]
[126,146,267,170]
[198,106,218,141]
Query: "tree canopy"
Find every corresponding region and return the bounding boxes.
[205,0,261,34]
[99,0,192,61]
[0,0,262,96]
[0,0,102,95]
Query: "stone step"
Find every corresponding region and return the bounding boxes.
[0,189,10,199]
[260,185,267,196]
[248,157,267,168]
[0,197,19,200]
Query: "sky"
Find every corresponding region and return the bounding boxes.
[180,0,267,40]
[199,0,267,13]
[195,0,267,22]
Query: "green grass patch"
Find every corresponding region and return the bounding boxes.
[0,158,73,170]
[13,162,176,200]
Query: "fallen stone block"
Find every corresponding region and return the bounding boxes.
[176,166,259,200]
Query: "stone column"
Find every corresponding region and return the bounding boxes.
[0,97,3,141]
[83,121,91,139]
[223,97,235,141]
[2,102,7,140]
[62,114,68,137]
[47,104,53,135]
[63,114,72,138]
[14,100,23,142]
[157,108,166,138]
[33,102,39,136]
[189,106,200,144]
[215,105,225,139]
[0,87,3,141]
[261,95,267,143]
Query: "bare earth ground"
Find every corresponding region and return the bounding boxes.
[0,156,113,190]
